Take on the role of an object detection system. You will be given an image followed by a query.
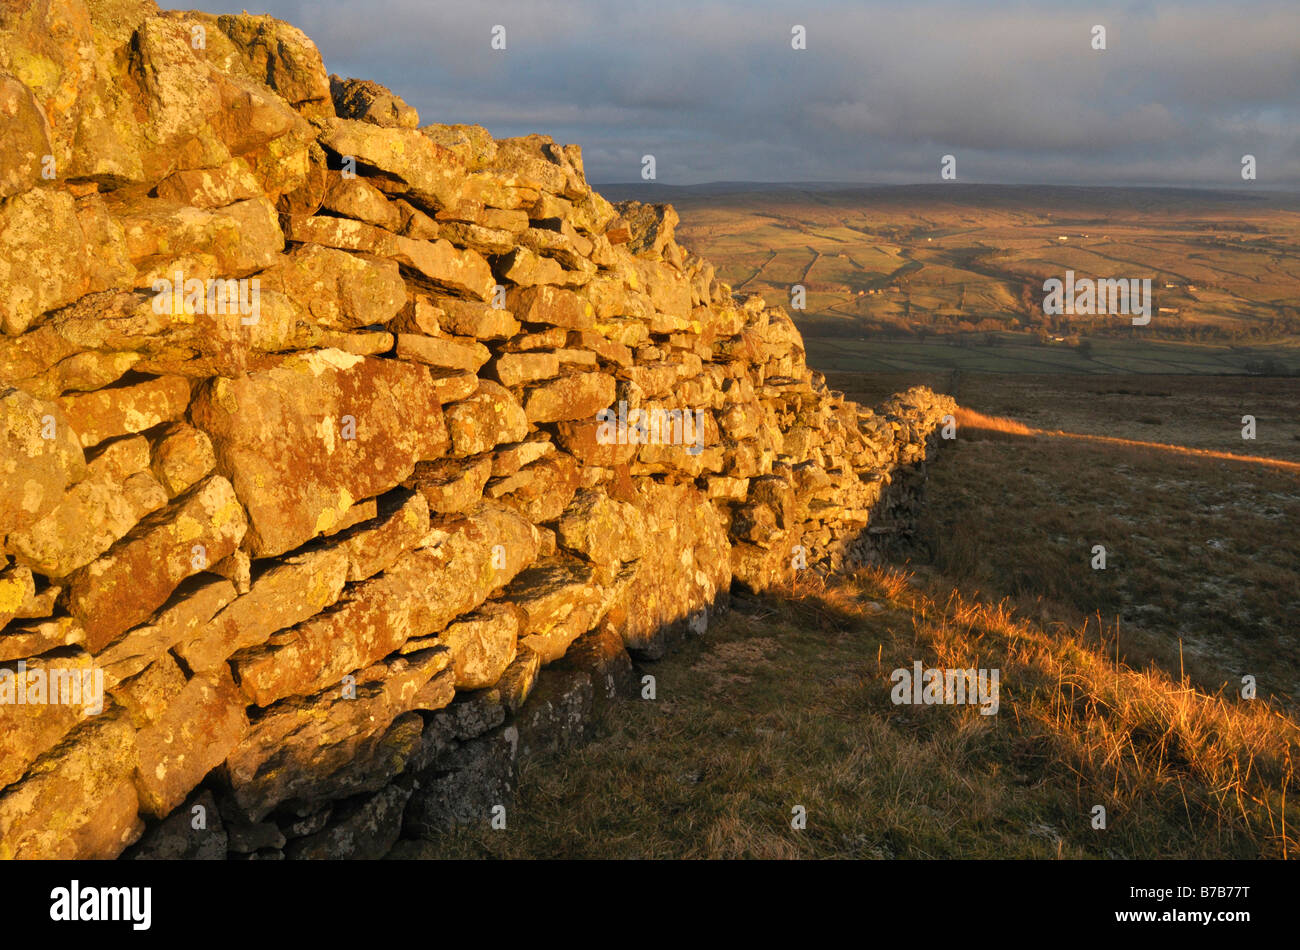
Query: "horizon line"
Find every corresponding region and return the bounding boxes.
[593,180,1300,195]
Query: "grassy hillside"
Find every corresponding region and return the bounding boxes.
[620,184,1300,371]
[401,566,1297,859]
[399,374,1299,860]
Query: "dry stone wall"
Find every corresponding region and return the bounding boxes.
[0,1,956,859]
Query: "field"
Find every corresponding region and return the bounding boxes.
[605,183,1300,362]
[805,334,1300,376]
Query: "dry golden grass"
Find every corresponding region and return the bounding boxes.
[396,371,1298,860]
[953,406,1300,473]
[915,382,1300,711]
[401,567,1298,860]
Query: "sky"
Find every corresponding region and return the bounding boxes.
[194,1,1300,189]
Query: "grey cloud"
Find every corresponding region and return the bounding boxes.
[196,1,1300,188]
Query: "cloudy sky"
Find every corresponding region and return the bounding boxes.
[196,1,1300,189]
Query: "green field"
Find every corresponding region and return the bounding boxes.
[805,333,1300,376]
[615,183,1300,368]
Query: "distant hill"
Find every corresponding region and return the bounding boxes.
[638,182,1300,373]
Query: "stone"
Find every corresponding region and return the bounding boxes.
[479,645,542,712]
[490,351,559,387]
[0,564,35,631]
[283,213,491,298]
[522,372,615,424]
[614,200,679,258]
[504,562,606,663]
[556,489,646,565]
[66,475,248,653]
[116,196,284,286]
[439,220,517,256]
[497,246,564,286]
[7,435,168,577]
[15,350,141,401]
[0,615,85,664]
[232,504,537,705]
[257,242,406,330]
[174,547,349,674]
[133,666,249,817]
[58,375,192,449]
[554,621,637,703]
[392,296,442,335]
[190,350,446,557]
[12,577,61,622]
[493,134,583,197]
[490,437,555,477]
[462,173,538,211]
[487,451,580,524]
[319,118,463,211]
[0,650,100,789]
[329,75,418,129]
[0,387,87,536]
[428,372,479,404]
[223,651,451,820]
[553,417,638,467]
[395,333,490,373]
[0,188,103,335]
[403,725,518,838]
[155,158,264,209]
[285,782,413,859]
[217,13,334,119]
[320,171,402,230]
[443,380,529,456]
[506,327,568,351]
[435,298,520,340]
[226,819,287,854]
[127,790,227,860]
[434,601,520,689]
[406,454,493,514]
[111,654,188,730]
[279,807,333,839]
[605,482,730,659]
[392,198,440,239]
[518,226,588,269]
[149,423,217,497]
[508,285,595,329]
[0,710,142,860]
[283,214,494,300]
[0,71,51,200]
[331,489,430,582]
[420,124,498,170]
[96,574,237,687]
[515,671,593,760]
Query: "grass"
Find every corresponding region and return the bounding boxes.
[913,394,1300,710]
[401,567,1298,859]
[663,184,1300,360]
[395,370,1299,860]
[803,333,1300,377]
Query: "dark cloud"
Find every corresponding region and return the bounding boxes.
[195,1,1300,188]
